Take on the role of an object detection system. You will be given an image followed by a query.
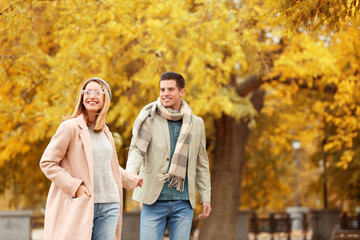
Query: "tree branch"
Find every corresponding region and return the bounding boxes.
[235,74,337,97]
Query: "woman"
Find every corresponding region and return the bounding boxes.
[40,77,143,240]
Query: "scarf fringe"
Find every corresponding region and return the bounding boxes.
[158,173,185,192]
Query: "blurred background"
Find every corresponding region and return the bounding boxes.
[0,0,359,239]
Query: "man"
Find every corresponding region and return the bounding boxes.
[126,71,211,240]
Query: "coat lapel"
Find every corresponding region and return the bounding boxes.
[76,115,94,183]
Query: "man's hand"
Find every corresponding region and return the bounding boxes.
[198,202,211,219]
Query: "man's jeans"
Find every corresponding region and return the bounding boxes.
[140,200,194,240]
[92,202,120,240]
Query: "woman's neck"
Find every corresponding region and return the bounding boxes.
[87,112,97,124]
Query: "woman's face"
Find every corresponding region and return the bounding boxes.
[82,81,105,115]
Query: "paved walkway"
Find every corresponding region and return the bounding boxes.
[32,228,312,240]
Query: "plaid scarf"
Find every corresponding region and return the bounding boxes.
[131,98,193,191]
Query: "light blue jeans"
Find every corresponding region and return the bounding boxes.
[92,202,120,240]
[140,200,194,240]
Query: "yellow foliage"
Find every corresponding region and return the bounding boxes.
[336,150,355,169]
[266,0,360,33]
[242,14,360,209]
[0,0,262,208]
[1,0,359,212]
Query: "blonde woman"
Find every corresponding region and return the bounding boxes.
[40,77,143,240]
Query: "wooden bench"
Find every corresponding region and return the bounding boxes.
[249,212,293,240]
[332,229,360,240]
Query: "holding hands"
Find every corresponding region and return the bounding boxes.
[137,177,143,188]
[75,175,142,199]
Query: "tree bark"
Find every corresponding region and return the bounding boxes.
[199,89,265,240]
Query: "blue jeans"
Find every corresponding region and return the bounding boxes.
[140,200,194,240]
[92,202,120,240]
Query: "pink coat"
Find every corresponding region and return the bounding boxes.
[40,114,139,240]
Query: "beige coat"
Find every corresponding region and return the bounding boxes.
[40,114,139,240]
[126,112,211,208]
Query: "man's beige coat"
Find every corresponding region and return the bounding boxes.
[40,114,139,240]
[126,112,211,208]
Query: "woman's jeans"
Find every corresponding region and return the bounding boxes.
[140,200,194,240]
[92,202,120,240]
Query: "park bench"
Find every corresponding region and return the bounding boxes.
[341,212,360,230]
[331,212,360,240]
[331,229,360,240]
[249,212,292,240]
[31,215,44,230]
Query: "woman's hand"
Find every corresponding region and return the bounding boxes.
[75,185,91,198]
[137,177,143,188]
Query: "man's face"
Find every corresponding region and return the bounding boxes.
[159,79,185,110]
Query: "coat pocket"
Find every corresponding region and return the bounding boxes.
[54,193,93,240]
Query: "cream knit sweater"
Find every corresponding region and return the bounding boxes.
[89,127,120,203]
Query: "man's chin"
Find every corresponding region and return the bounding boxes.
[161,102,172,108]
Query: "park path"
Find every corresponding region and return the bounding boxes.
[32,228,312,240]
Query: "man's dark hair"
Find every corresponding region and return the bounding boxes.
[160,71,185,89]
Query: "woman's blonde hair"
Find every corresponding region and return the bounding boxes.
[63,78,111,132]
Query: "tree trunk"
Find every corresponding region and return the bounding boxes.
[199,89,265,240]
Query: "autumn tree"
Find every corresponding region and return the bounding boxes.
[0,0,258,212]
[270,0,360,32]
[240,0,360,212]
[200,0,360,238]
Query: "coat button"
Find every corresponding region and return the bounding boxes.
[166,158,170,161]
